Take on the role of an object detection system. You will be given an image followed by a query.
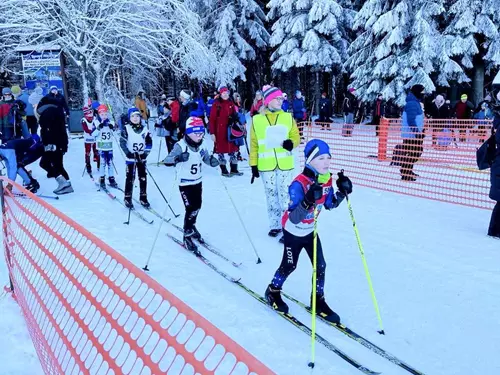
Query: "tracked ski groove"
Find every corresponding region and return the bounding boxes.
[166,233,380,375]
[282,292,424,375]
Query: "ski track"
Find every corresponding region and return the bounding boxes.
[1,129,499,375]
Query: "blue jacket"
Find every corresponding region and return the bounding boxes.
[18,93,34,116]
[490,115,500,202]
[282,99,290,112]
[292,98,305,120]
[0,137,43,181]
[206,98,216,118]
[401,92,424,139]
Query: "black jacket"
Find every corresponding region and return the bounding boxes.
[490,115,500,202]
[38,104,68,152]
[179,100,200,135]
[38,93,70,117]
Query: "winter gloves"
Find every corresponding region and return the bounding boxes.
[282,139,294,152]
[336,170,353,195]
[250,166,260,184]
[177,151,190,163]
[209,155,219,167]
[303,182,323,208]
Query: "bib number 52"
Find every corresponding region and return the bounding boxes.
[133,143,144,152]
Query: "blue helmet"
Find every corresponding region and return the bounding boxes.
[127,107,141,120]
[304,139,331,164]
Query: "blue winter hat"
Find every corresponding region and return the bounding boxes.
[128,107,141,119]
[304,139,331,164]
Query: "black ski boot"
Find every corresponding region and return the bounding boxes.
[220,164,231,177]
[86,163,92,175]
[99,176,106,189]
[139,194,150,208]
[230,163,243,176]
[26,179,40,194]
[268,229,282,237]
[192,225,203,241]
[278,235,285,244]
[108,176,118,188]
[124,195,134,209]
[265,284,289,313]
[313,294,340,324]
[184,229,201,255]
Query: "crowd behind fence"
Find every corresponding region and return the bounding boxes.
[298,118,493,210]
[1,178,273,375]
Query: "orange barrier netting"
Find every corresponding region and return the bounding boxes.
[1,178,274,375]
[298,118,494,210]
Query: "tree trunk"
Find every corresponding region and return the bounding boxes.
[472,56,485,106]
[93,62,105,103]
[81,70,89,107]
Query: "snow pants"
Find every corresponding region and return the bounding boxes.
[40,150,69,181]
[179,182,202,231]
[125,161,147,198]
[85,142,99,168]
[271,230,326,295]
[489,201,500,238]
[261,169,292,231]
[99,150,114,178]
[400,138,424,176]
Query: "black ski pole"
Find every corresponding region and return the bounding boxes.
[143,162,180,218]
[124,203,132,225]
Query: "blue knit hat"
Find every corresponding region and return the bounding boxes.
[304,139,331,164]
[128,107,141,119]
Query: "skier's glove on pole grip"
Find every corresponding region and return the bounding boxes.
[336,169,353,195]
[303,182,323,208]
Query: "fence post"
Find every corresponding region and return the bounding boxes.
[378,117,389,161]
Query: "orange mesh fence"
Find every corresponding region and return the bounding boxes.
[1,178,274,375]
[299,118,494,210]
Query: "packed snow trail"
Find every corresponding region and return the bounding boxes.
[2,133,500,374]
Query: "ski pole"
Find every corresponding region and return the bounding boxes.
[217,170,262,264]
[81,165,86,177]
[344,189,385,335]
[111,159,119,175]
[144,163,180,218]
[156,136,162,166]
[308,207,319,369]
[143,161,182,271]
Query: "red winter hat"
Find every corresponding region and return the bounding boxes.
[97,104,108,113]
[219,86,229,94]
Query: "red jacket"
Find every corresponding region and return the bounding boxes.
[250,99,264,117]
[170,100,180,124]
[209,98,238,154]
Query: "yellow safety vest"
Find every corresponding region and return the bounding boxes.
[253,113,294,172]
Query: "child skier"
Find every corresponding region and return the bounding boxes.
[81,106,100,175]
[265,139,353,324]
[164,117,220,253]
[119,107,152,208]
[94,104,117,189]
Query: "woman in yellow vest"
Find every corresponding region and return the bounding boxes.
[250,85,300,242]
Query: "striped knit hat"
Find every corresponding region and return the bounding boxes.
[262,85,283,106]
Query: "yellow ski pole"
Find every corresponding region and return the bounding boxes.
[308,207,319,368]
[345,193,385,335]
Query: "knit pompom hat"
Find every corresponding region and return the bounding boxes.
[262,85,283,106]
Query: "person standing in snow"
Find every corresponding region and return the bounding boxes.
[120,108,153,208]
[37,99,73,194]
[400,84,425,181]
[94,105,117,189]
[250,90,264,117]
[38,85,70,120]
[0,87,28,141]
[164,117,220,253]
[281,93,290,112]
[265,139,352,323]
[82,106,100,175]
[427,94,451,148]
[233,92,247,161]
[453,94,474,142]
[134,90,149,123]
[28,87,44,134]
[250,85,300,242]
[319,92,332,129]
[292,90,306,137]
[17,87,37,135]
[371,93,385,136]
[178,89,200,138]
[209,86,242,177]
[487,79,500,239]
[342,88,358,137]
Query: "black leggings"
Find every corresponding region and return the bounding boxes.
[40,150,69,180]
[179,183,202,231]
[489,202,500,237]
[271,230,326,295]
[125,162,147,197]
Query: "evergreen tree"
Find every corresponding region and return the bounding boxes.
[268,0,351,73]
[347,0,443,105]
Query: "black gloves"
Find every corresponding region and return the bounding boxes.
[209,155,219,167]
[250,166,260,184]
[336,170,353,195]
[179,151,190,162]
[126,151,134,159]
[303,182,323,208]
[98,123,104,130]
[282,139,294,152]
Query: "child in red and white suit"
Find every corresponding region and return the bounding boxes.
[82,106,100,175]
[265,139,352,324]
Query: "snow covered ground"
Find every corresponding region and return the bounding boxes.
[1,129,499,375]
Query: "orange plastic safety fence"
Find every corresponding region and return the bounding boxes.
[1,178,274,375]
[299,118,494,210]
